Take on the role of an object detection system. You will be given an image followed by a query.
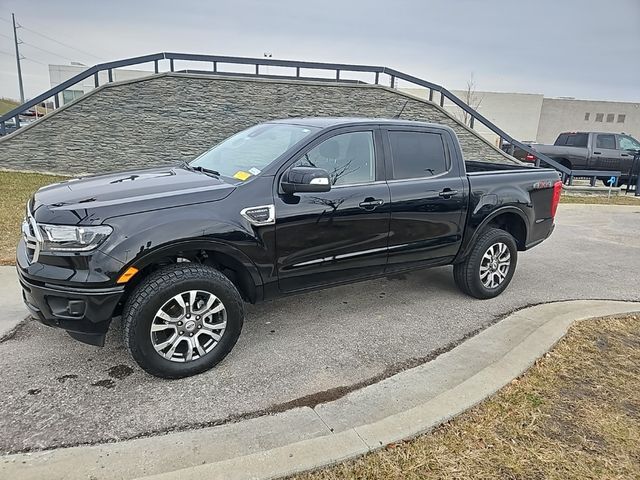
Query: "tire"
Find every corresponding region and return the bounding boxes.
[453,228,518,299]
[123,263,244,379]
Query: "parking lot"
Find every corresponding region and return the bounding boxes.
[1,203,639,454]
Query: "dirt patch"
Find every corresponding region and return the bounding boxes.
[294,314,640,480]
[107,365,134,380]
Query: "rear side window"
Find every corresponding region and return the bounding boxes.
[388,131,448,179]
[596,134,616,150]
[554,133,588,147]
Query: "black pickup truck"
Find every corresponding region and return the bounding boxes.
[532,131,640,186]
[17,118,561,378]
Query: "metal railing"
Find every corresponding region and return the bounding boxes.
[0,52,621,184]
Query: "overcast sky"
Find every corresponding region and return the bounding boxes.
[0,0,639,103]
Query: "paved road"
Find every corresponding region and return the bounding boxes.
[1,204,639,453]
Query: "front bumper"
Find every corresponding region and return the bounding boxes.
[17,268,124,346]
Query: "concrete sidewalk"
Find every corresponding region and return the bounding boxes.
[0,266,27,339]
[2,299,638,480]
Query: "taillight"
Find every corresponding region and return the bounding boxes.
[551,180,562,218]
[525,153,536,162]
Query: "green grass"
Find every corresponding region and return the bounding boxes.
[0,170,68,264]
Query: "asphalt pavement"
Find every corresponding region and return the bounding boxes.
[0,203,639,453]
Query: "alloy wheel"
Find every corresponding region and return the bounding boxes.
[479,242,511,289]
[150,290,227,362]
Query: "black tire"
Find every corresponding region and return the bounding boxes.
[123,263,244,379]
[453,228,518,299]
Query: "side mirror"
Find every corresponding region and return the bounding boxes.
[281,166,331,194]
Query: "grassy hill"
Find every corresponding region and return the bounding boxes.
[0,97,48,116]
[0,98,19,115]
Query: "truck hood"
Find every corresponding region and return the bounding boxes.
[31,166,235,225]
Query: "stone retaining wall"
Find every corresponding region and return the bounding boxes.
[0,74,518,175]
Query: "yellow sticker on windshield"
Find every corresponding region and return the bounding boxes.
[233,171,252,181]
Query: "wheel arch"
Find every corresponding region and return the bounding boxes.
[117,240,264,306]
[457,207,529,262]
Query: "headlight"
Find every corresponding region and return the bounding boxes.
[38,224,113,252]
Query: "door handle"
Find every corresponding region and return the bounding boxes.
[438,188,458,198]
[621,153,629,157]
[593,151,601,155]
[359,198,384,210]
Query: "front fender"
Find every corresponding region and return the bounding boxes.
[98,204,270,288]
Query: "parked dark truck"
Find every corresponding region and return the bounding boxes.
[532,131,640,186]
[17,118,561,378]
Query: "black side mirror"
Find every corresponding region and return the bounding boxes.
[281,167,331,194]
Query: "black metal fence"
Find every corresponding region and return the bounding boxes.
[0,52,622,184]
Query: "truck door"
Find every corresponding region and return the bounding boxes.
[617,134,640,179]
[382,127,466,272]
[274,128,391,292]
[593,134,620,172]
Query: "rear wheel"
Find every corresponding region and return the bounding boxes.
[123,263,244,379]
[453,228,518,299]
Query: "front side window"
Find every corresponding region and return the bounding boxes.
[596,134,616,150]
[619,135,640,151]
[294,131,375,186]
[388,131,448,179]
[191,123,319,181]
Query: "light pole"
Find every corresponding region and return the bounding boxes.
[12,13,25,104]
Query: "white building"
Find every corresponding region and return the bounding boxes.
[49,64,640,146]
[48,64,151,104]
[403,88,640,146]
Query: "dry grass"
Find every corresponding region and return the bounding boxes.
[0,170,68,265]
[295,314,640,480]
[0,98,19,115]
[561,194,640,205]
[0,97,46,115]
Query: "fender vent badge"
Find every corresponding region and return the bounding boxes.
[240,204,276,226]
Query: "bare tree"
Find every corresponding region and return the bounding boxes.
[456,73,483,127]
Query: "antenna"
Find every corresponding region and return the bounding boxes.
[394,100,408,118]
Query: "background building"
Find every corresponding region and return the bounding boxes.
[48,64,640,146]
[402,88,640,146]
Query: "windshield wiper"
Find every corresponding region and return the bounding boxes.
[193,166,221,178]
[180,161,220,178]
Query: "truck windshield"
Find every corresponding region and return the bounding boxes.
[190,123,319,181]
[619,135,640,151]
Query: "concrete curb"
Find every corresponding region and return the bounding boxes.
[0,266,28,340]
[1,300,638,480]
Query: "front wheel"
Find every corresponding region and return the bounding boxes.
[123,263,244,379]
[453,228,518,299]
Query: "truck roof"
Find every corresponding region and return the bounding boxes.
[559,131,626,136]
[270,117,451,129]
